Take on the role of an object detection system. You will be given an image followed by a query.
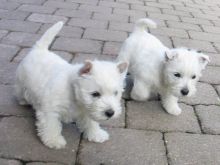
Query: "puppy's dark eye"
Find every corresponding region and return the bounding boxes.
[114,91,118,96]
[192,75,196,79]
[174,73,181,78]
[91,91,101,98]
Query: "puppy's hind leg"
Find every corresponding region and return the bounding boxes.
[36,110,66,149]
[131,78,151,101]
[14,83,29,105]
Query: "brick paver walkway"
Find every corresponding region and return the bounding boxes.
[0,0,220,164]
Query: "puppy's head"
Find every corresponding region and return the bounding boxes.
[74,60,128,121]
[163,48,209,97]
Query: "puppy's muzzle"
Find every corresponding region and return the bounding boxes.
[181,88,189,96]
[105,109,114,118]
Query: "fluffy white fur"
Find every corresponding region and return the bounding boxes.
[15,22,127,149]
[118,18,209,116]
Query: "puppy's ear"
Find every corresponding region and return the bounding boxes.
[165,50,178,61]
[199,54,210,70]
[79,60,93,75]
[117,62,128,74]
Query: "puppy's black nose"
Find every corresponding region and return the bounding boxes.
[105,109,114,118]
[181,88,189,96]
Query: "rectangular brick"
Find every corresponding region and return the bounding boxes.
[93,13,128,22]
[66,0,98,5]
[8,0,45,5]
[0,44,20,62]
[103,41,122,55]
[43,0,79,9]
[0,2,20,10]
[2,32,40,47]
[0,20,41,33]
[27,13,68,24]
[79,4,112,14]
[131,4,161,13]
[167,20,202,31]
[0,30,8,39]
[52,37,102,54]
[162,9,192,17]
[174,6,203,13]
[18,4,56,14]
[148,12,180,21]
[38,24,83,38]
[145,1,173,9]
[55,9,92,18]
[68,18,107,29]
[202,25,220,34]
[113,8,146,17]
[158,0,184,6]
[172,37,217,53]
[189,31,220,43]
[109,21,134,32]
[191,13,219,21]
[99,1,129,9]
[83,28,127,42]
[0,9,30,20]
[117,0,143,5]
[181,17,213,26]
[150,27,188,38]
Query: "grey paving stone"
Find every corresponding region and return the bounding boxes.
[83,28,127,42]
[0,29,8,39]
[0,158,22,165]
[0,20,41,33]
[8,0,45,5]
[2,32,40,47]
[172,37,217,53]
[195,105,220,134]
[93,13,128,23]
[150,27,188,38]
[207,53,220,66]
[26,163,63,165]
[0,10,30,20]
[52,37,102,54]
[200,66,220,84]
[43,0,79,9]
[27,13,68,24]
[0,85,16,105]
[78,128,167,165]
[148,13,179,21]
[0,63,18,85]
[0,117,80,164]
[181,16,213,26]
[155,35,173,48]
[167,20,202,31]
[127,101,200,133]
[18,4,57,14]
[38,24,83,39]
[103,42,122,55]
[0,2,20,10]
[109,21,134,32]
[68,18,107,29]
[79,4,112,14]
[216,85,220,95]
[189,31,220,43]
[0,104,33,117]
[180,82,220,105]
[55,9,92,19]
[0,44,20,62]
[165,133,220,165]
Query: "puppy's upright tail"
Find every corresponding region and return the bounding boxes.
[134,18,157,32]
[34,21,64,50]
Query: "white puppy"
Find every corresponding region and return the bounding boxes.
[15,22,127,149]
[118,18,209,116]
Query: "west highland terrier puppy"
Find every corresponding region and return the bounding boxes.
[15,22,128,149]
[118,18,209,116]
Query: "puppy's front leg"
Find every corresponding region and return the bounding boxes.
[77,116,109,143]
[131,78,150,101]
[36,111,66,149]
[161,92,182,116]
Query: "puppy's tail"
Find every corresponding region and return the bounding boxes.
[34,21,64,50]
[134,18,157,32]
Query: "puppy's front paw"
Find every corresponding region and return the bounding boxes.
[42,135,67,149]
[84,128,109,143]
[166,106,182,116]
